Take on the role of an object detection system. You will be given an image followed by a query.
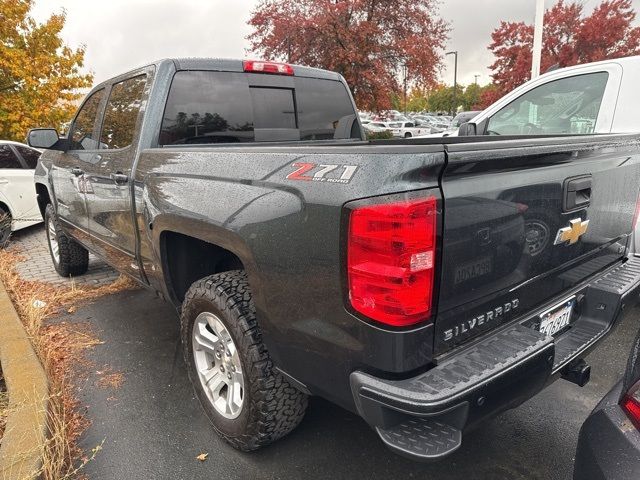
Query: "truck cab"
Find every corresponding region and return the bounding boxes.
[457,56,640,136]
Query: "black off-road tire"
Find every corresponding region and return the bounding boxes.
[181,270,308,451]
[44,204,89,277]
[0,206,11,248]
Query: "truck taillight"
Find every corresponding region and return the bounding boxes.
[622,380,640,429]
[347,196,437,327]
[243,60,294,76]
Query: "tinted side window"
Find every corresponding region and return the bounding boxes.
[69,89,104,150]
[100,75,147,149]
[15,146,41,169]
[487,72,609,135]
[295,77,359,140]
[0,146,22,169]
[160,71,254,145]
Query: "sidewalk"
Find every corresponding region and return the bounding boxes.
[8,225,118,286]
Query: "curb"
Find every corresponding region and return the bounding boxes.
[0,280,48,480]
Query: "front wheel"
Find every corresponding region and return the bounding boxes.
[44,204,89,277]
[181,270,308,451]
[404,132,412,138]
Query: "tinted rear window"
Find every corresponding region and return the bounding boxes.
[15,145,41,168]
[0,145,22,169]
[159,71,359,145]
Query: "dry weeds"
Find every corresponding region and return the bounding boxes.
[0,369,7,440]
[0,247,135,479]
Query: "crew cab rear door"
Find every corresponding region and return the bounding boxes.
[435,134,640,354]
[83,67,152,281]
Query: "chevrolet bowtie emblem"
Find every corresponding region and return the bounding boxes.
[554,218,590,245]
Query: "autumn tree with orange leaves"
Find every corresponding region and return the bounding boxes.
[247,0,450,111]
[0,0,92,141]
[483,0,640,107]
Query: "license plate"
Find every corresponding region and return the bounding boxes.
[454,256,492,284]
[538,297,575,337]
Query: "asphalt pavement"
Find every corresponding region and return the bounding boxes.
[62,288,640,480]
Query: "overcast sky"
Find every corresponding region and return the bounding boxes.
[32,0,640,88]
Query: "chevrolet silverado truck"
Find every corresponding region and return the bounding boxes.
[28,58,640,461]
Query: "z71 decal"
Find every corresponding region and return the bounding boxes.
[286,162,358,184]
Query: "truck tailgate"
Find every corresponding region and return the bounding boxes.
[435,135,640,354]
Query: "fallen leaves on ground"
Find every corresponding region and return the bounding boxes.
[96,368,125,390]
[196,453,209,462]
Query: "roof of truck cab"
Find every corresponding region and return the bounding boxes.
[538,54,640,78]
[90,58,344,91]
[169,58,342,80]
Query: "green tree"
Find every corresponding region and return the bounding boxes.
[0,0,92,141]
[426,84,464,113]
[462,83,481,111]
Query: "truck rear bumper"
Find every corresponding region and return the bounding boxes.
[350,256,640,461]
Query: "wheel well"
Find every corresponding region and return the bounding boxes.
[0,201,10,216]
[35,183,51,217]
[162,231,245,303]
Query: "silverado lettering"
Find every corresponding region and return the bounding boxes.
[443,299,520,342]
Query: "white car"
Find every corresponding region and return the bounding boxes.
[0,141,43,246]
[388,121,432,138]
[364,121,392,133]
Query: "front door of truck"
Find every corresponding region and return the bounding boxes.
[51,88,106,246]
[83,71,149,281]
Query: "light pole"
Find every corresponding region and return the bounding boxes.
[446,51,458,116]
[532,0,545,79]
[403,63,408,115]
[474,74,480,85]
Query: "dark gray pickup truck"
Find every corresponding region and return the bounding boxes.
[28,58,640,461]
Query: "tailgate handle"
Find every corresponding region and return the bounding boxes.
[564,176,592,212]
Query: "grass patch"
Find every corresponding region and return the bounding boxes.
[0,247,135,479]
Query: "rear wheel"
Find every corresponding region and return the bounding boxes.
[181,270,308,451]
[44,204,89,277]
[0,207,11,248]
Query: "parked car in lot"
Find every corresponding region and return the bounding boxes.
[574,326,640,479]
[0,140,43,246]
[388,120,431,138]
[363,121,391,133]
[29,57,640,462]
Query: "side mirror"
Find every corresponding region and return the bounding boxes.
[27,128,60,149]
[458,122,477,137]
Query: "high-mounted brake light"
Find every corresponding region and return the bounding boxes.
[347,196,437,327]
[243,60,294,76]
[622,380,640,429]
